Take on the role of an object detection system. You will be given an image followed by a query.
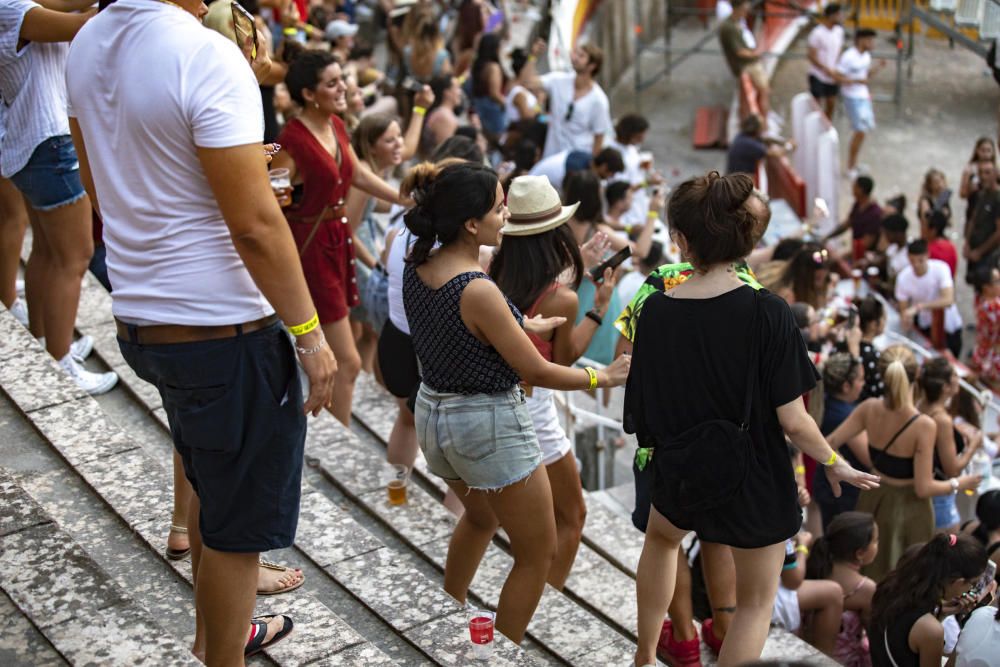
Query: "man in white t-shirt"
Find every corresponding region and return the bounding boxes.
[528,146,624,192]
[895,239,963,357]
[806,3,844,118]
[836,28,886,178]
[606,113,666,227]
[66,0,336,661]
[538,43,613,158]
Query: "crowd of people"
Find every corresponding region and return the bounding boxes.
[2,0,999,666]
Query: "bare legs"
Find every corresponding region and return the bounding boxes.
[22,195,93,359]
[187,495,283,666]
[717,543,785,666]
[702,541,737,642]
[797,580,844,656]
[667,554,697,641]
[635,508,689,666]
[444,467,557,643]
[635,510,786,667]
[847,131,866,171]
[322,317,361,426]
[0,178,27,308]
[544,452,586,590]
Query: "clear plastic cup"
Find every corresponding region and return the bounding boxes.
[386,464,409,506]
[269,168,291,206]
[468,610,495,660]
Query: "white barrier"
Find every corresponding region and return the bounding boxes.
[790,92,840,235]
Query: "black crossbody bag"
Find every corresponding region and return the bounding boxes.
[635,289,760,513]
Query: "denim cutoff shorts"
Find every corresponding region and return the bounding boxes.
[9,135,86,211]
[414,383,542,490]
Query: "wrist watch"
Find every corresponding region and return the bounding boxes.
[585,310,603,326]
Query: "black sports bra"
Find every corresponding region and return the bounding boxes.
[868,414,921,479]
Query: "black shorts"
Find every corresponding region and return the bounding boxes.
[119,322,306,553]
[377,318,420,404]
[808,74,840,99]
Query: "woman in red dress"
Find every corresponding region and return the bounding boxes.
[272,50,409,425]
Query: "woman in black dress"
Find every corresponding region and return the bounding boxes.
[625,172,880,667]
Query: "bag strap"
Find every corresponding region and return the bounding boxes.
[296,204,332,257]
[739,288,760,431]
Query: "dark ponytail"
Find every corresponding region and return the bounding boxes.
[805,511,876,580]
[870,533,987,637]
[401,160,499,265]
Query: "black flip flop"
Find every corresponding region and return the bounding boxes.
[245,615,294,657]
[165,524,191,561]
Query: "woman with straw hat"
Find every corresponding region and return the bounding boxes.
[490,175,620,590]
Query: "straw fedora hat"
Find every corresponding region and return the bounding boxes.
[501,175,580,237]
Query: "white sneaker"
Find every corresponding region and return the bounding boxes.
[58,354,118,395]
[9,297,28,327]
[70,335,94,362]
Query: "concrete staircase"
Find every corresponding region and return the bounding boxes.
[0,248,837,665]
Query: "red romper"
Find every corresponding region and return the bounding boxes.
[278,115,359,323]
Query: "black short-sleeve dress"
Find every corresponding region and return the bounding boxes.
[623,285,819,548]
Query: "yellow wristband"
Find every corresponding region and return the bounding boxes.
[287,313,319,337]
[647,211,658,219]
[822,451,839,467]
[528,54,537,62]
[584,366,599,391]
[795,545,809,556]
[794,465,806,475]
[412,106,427,116]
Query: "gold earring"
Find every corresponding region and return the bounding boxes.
[314,102,320,109]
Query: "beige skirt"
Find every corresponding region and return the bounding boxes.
[856,483,934,582]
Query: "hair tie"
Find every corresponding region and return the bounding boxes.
[948,533,957,546]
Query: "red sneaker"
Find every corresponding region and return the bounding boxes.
[657,620,702,667]
[700,617,724,655]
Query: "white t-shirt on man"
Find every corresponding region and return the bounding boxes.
[529,149,571,191]
[836,46,872,99]
[540,71,612,158]
[606,138,649,226]
[807,23,844,84]
[0,0,71,177]
[66,0,270,326]
[894,258,962,333]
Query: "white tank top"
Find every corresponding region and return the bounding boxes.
[505,84,538,123]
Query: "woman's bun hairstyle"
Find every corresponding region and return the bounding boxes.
[667,171,768,269]
[401,160,498,265]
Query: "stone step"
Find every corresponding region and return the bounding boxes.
[0,313,387,666]
[55,285,542,666]
[0,466,199,666]
[350,374,643,633]
[304,413,645,665]
[348,354,837,666]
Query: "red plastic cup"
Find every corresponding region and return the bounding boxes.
[468,610,495,660]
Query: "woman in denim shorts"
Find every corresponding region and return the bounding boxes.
[0,6,115,393]
[401,161,630,643]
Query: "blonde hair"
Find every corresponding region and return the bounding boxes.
[877,345,918,411]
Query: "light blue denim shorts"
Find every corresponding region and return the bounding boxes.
[414,383,542,490]
[842,96,876,133]
[932,492,960,529]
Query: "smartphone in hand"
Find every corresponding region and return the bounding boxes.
[589,246,632,283]
[231,1,258,61]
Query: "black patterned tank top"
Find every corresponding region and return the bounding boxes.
[403,265,522,394]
